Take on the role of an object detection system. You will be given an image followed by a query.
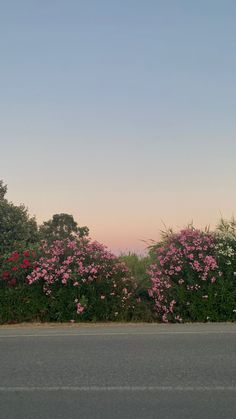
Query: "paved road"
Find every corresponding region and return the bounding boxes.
[1,323,236,419]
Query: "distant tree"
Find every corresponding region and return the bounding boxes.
[0,180,39,254]
[0,180,7,200]
[39,213,89,242]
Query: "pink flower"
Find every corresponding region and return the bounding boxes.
[147,227,220,322]
[76,303,85,314]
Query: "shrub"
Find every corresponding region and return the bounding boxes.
[0,284,47,323]
[147,227,224,322]
[119,252,155,321]
[0,246,38,288]
[26,236,139,321]
[215,217,236,277]
[212,218,236,318]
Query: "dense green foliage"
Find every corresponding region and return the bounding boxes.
[147,223,236,322]
[119,252,151,288]
[0,236,152,323]
[39,213,89,243]
[1,180,236,323]
[0,181,38,253]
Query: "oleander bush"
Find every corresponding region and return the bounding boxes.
[0,234,150,323]
[147,225,236,322]
[27,235,140,321]
[1,181,236,324]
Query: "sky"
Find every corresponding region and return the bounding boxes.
[1,0,236,254]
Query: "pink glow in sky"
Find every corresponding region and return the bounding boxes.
[1,1,236,254]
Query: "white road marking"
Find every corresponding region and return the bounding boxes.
[0,386,236,392]
[0,331,236,338]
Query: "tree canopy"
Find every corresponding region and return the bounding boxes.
[39,213,89,242]
[0,181,89,253]
[0,180,38,253]
[0,180,7,201]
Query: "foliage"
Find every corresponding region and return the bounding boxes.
[26,236,141,321]
[212,217,236,318]
[0,180,7,200]
[214,217,236,275]
[0,284,47,323]
[119,252,151,287]
[39,213,89,243]
[119,252,154,320]
[147,227,224,322]
[1,204,236,323]
[0,246,38,288]
[0,180,38,254]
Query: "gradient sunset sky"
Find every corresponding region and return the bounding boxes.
[1,1,236,254]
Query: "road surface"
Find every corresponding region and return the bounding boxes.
[0,323,236,418]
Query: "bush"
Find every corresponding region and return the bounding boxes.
[147,227,227,322]
[119,252,155,321]
[212,218,236,319]
[26,235,141,321]
[0,246,38,288]
[0,284,47,323]
[1,215,236,324]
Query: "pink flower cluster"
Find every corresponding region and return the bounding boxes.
[148,228,221,322]
[27,236,134,315]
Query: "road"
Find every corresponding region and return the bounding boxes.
[0,323,236,419]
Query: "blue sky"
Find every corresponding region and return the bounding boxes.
[1,0,236,253]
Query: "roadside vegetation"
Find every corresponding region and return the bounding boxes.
[1,180,236,323]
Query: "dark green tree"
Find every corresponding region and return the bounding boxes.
[39,213,89,242]
[0,180,7,201]
[0,180,38,253]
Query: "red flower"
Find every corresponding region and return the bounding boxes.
[23,250,30,257]
[20,259,30,268]
[22,259,30,267]
[2,270,10,279]
[12,266,18,271]
[8,278,17,286]
[7,252,20,262]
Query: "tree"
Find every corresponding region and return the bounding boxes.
[39,213,89,243]
[0,180,38,254]
[0,180,7,201]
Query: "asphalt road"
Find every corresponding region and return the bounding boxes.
[1,323,236,419]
